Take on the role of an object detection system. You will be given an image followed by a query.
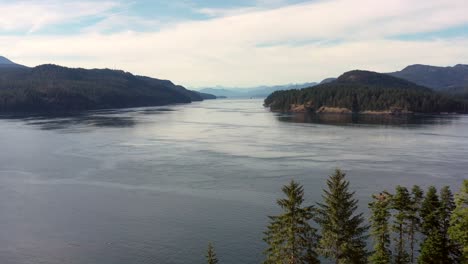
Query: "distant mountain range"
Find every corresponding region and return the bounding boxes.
[265,70,466,114]
[0,56,216,113]
[198,82,317,98]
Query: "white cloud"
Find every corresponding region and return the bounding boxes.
[0,0,119,33]
[1,0,468,87]
[81,14,161,34]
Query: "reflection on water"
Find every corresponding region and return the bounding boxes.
[27,116,137,130]
[0,107,178,130]
[276,112,459,127]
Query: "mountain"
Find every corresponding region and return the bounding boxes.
[0,56,27,69]
[198,88,244,98]
[264,70,465,114]
[319,77,337,84]
[0,64,214,113]
[196,92,217,100]
[198,82,317,98]
[388,64,468,91]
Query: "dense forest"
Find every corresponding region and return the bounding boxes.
[0,64,212,113]
[264,70,467,114]
[205,170,468,264]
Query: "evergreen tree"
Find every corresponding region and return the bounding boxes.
[316,169,369,264]
[418,186,443,264]
[420,187,441,235]
[418,231,444,264]
[368,191,392,264]
[408,185,424,263]
[440,186,462,263]
[392,186,411,264]
[448,180,468,261]
[206,242,219,264]
[263,180,320,264]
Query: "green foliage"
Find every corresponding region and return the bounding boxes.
[264,70,464,113]
[418,186,444,263]
[439,186,462,263]
[408,185,424,263]
[368,192,392,264]
[316,169,369,264]
[420,186,441,235]
[263,180,320,264]
[0,65,203,112]
[448,180,468,262]
[206,242,219,264]
[418,230,444,264]
[392,186,411,264]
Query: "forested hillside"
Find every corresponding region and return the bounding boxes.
[264,70,466,114]
[389,64,468,91]
[0,64,209,112]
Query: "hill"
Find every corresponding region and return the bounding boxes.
[264,70,465,114]
[198,82,317,98]
[388,64,468,91]
[0,56,27,69]
[0,64,213,113]
[319,77,337,84]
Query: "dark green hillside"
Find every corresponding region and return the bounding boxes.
[444,86,468,100]
[195,91,217,100]
[264,70,465,114]
[389,64,468,90]
[0,64,208,113]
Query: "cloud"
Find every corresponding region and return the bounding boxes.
[1,0,468,87]
[81,14,161,34]
[0,0,119,33]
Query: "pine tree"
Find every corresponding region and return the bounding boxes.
[369,191,392,264]
[408,185,423,263]
[448,180,468,261]
[440,186,462,263]
[392,186,411,264]
[316,169,369,264]
[263,180,320,264]
[418,186,443,264]
[206,242,219,264]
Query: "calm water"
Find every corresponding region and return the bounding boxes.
[0,99,467,264]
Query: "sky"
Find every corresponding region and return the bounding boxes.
[1,0,468,88]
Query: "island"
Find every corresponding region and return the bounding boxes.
[264,70,466,114]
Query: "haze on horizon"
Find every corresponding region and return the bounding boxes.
[1,0,468,88]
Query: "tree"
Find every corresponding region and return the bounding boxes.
[263,180,320,264]
[316,169,369,264]
[392,186,411,264]
[408,185,424,263]
[368,191,392,264]
[206,242,219,264]
[418,186,443,264]
[448,180,468,262]
[440,186,462,263]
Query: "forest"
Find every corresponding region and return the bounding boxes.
[205,170,467,264]
[264,71,466,114]
[0,64,207,113]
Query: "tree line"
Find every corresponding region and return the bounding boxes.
[264,70,466,114]
[0,65,205,112]
[264,84,465,114]
[205,169,467,263]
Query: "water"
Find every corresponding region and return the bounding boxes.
[0,99,466,264]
